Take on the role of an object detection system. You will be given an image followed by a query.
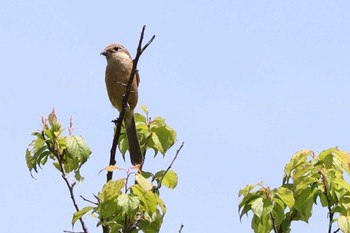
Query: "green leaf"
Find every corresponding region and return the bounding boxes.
[99,179,125,201]
[139,105,149,115]
[284,150,312,180]
[293,188,313,222]
[251,197,264,219]
[66,135,91,164]
[239,183,261,197]
[135,173,153,192]
[142,191,159,213]
[25,148,36,172]
[333,148,350,176]
[271,198,285,225]
[135,112,147,124]
[338,215,350,233]
[276,187,295,209]
[161,170,178,189]
[72,206,93,226]
[252,214,273,233]
[333,178,350,192]
[117,194,140,215]
[148,117,176,156]
[239,193,260,219]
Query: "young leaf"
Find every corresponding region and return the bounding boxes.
[251,197,264,219]
[117,194,140,215]
[99,179,125,201]
[161,170,178,189]
[139,105,149,115]
[284,150,312,179]
[135,173,153,192]
[66,135,91,164]
[72,206,93,226]
[276,187,295,209]
[338,215,350,233]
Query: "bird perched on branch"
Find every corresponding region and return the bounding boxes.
[101,43,143,166]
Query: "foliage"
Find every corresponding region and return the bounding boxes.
[25,107,179,233]
[239,148,350,233]
[26,109,91,182]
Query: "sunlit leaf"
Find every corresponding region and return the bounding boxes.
[251,197,264,218]
[99,179,125,201]
[135,173,153,192]
[284,150,313,179]
[276,187,295,208]
[66,135,91,163]
[338,215,350,233]
[139,105,149,115]
[99,165,123,175]
[161,170,178,189]
[293,188,313,222]
[117,194,139,215]
[72,206,93,226]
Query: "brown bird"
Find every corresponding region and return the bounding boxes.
[101,43,143,166]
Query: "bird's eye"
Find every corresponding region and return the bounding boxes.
[113,46,120,52]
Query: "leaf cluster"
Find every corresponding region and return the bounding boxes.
[118,106,176,159]
[25,110,91,181]
[239,148,350,233]
[75,167,178,233]
[25,107,180,233]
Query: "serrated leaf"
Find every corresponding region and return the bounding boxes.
[135,173,153,192]
[72,206,93,226]
[117,194,139,215]
[142,191,159,213]
[148,117,176,156]
[161,170,178,189]
[239,183,261,197]
[66,135,91,163]
[284,150,312,179]
[276,187,295,208]
[333,148,350,176]
[338,215,350,233]
[333,178,350,192]
[251,197,264,218]
[99,179,125,201]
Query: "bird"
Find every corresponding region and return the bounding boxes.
[101,43,143,166]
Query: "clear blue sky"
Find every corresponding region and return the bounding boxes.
[1,1,350,232]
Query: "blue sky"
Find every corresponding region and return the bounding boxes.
[1,1,350,232]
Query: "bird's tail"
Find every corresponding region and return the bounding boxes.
[124,110,144,166]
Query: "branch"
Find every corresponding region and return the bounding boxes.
[80,195,98,205]
[178,224,184,233]
[107,25,156,182]
[155,142,184,189]
[42,132,89,233]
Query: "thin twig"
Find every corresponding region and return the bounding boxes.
[107,25,156,182]
[42,132,89,233]
[80,195,98,205]
[155,142,184,189]
[178,224,184,233]
[127,212,144,233]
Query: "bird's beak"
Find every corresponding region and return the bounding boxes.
[100,51,107,56]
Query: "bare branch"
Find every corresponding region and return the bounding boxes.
[80,195,98,205]
[178,224,184,233]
